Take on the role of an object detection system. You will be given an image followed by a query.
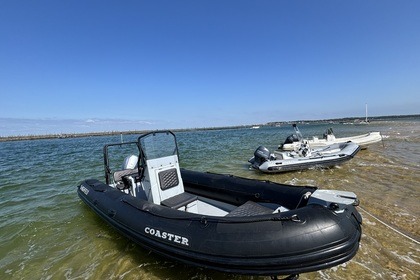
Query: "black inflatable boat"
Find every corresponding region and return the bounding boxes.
[77,131,362,277]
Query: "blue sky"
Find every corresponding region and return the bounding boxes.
[1,1,419,136]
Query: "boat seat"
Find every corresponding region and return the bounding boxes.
[114,169,138,182]
[226,201,273,217]
[161,192,198,209]
[143,154,186,205]
[113,169,138,189]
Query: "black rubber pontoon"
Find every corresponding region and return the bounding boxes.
[77,131,362,276]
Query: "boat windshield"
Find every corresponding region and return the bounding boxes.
[293,124,303,141]
[138,131,179,160]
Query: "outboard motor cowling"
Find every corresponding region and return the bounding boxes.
[122,155,138,169]
[283,134,299,145]
[253,146,271,166]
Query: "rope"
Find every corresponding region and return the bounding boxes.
[358,206,420,245]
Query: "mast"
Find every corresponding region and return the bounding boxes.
[365,103,368,123]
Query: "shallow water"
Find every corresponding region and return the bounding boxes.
[0,118,419,279]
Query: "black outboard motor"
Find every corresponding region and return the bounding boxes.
[283,134,299,145]
[252,146,271,166]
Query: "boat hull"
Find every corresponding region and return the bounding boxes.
[283,132,382,151]
[77,169,362,276]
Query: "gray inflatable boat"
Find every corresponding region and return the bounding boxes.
[249,141,360,173]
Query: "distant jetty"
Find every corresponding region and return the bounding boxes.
[0,127,248,142]
[1,114,418,142]
[0,131,130,142]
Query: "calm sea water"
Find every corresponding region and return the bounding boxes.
[1,117,419,280]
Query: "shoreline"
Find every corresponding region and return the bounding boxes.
[1,114,418,142]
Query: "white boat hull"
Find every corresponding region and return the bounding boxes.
[282,131,382,151]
